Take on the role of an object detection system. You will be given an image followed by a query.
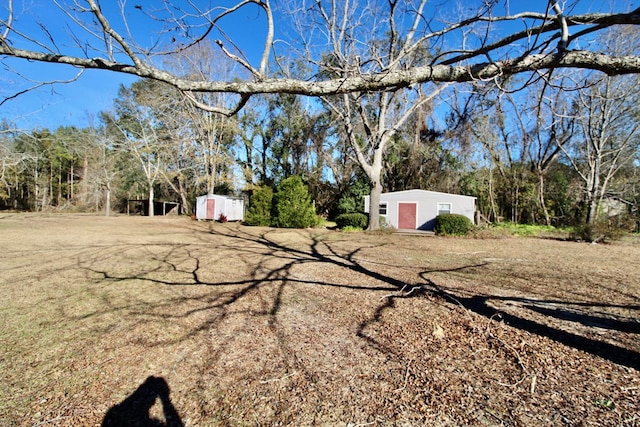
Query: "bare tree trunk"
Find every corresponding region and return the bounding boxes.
[538,170,552,226]
[83,155,89,206]
[69,163,74,201]
[58,162,62,206]
[585,174,600,225]
[105,184,111,217]
[208,155,216,196]
[367,169,383,231]
[34,158,40,211]
[177,179,190,215]
[148,185,155,217]
[49,164,53,208]
[488,166,498,222]
[512,173,519,223]
[41,187,47,211]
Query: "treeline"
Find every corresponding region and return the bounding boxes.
[1,69,639,232]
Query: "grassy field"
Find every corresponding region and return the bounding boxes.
[0,213,638,426]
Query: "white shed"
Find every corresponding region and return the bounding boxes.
[364,189,476,230]
[195,194,245,221]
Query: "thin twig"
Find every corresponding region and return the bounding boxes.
[530,374,537,395]
[259,372,298,384]
[379,284,407,300]
[393,361,412,392]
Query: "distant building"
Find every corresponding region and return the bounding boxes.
[601,196,632,218]
[364,189,476,230]
[126,200,180,216]
[195,194,245,221]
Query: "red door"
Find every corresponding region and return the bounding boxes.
[206,198,216,220]
[398,202,417,229]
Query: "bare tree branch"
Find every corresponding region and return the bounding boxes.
[550,1,569,51]
[1,2,639,105]
[3,43,639,97]
[0,68,84,107]
[0,0,11,41]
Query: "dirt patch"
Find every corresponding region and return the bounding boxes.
[0,213,638,426]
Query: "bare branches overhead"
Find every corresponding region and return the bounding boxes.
[1,0,640,113]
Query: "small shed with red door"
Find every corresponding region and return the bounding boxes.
[364,189,476,231]
[195,194,245,221]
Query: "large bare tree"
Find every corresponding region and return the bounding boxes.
[103,81,171,217]
[558,74,640,228]
[1,1,640,115]
[547,26,640,234]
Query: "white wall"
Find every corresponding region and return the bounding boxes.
[196,195,245,221]
[365,190,475,230]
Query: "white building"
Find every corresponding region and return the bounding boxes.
[195,194,245,221]
[364,189,476,230]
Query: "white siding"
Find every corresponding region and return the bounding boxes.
[364,190,475,230]
[196,195,245,221]
[224,197,245,221]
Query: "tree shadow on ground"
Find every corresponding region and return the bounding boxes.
[419,272,640,371]
[102,376,184,427]
[79,222,639,371]
[202,224,640,370]
[76,222,409,376]
[525,302,640,333]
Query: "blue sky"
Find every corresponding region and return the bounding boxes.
[0,0,270,130]
[1,0,635,131]
[1,60,138,129]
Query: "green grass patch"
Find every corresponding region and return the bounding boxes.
[475,222,570,239]
[495,222,557,236]
[340,225,364,232]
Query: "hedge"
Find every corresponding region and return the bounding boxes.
[335,212,368,230]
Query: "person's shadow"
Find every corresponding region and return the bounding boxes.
[102,376,184,427]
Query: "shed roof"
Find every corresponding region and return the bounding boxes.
[379,189,476,200]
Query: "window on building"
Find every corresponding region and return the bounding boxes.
[379,202,388,216]
[437,203,452,215]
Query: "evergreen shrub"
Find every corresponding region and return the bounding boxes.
[272,176,318,228]
[335,212,368,230]
[244,186,273,226]
[435,213,473,236]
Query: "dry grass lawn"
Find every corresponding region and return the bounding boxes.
[0,213,638,426]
